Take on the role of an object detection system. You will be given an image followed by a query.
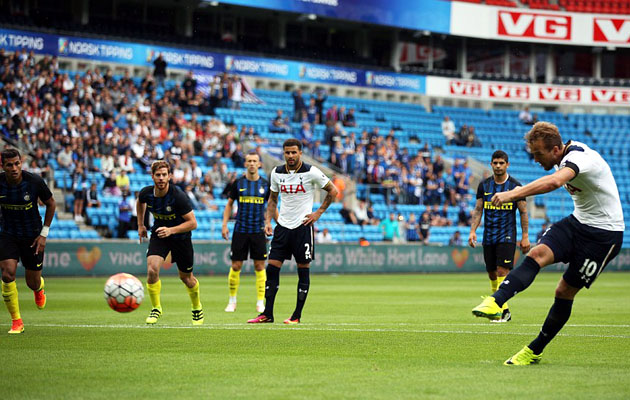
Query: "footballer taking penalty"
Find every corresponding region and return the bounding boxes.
[472,122,624,365]
[0,148,56,334]
[248,139,338,324]
[137,161,203,325]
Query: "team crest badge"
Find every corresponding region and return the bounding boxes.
[166,206,172,212]
[259,187,265,194]
[24,194,30,201]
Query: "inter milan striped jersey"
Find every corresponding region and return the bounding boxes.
[476,175,524,245]
[229,176,270,234]
[0,171,53,238]
[138,184,193,240]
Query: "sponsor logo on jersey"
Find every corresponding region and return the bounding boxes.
[280,184,306,194]
[484,201,513,210]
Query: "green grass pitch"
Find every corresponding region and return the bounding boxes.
[3,272,630,400]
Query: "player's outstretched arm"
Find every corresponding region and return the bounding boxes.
[264,191,278,235]
[156,211,197,238]
[303,181,338,226]
[517,200,530,253]
[222,198,234,240]
[491,167,576,207]
[468,198,483,248]
[137,201,148,240]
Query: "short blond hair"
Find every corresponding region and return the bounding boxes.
[525,121,563,151]
[151,160,171,175]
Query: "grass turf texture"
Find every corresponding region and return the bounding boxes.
[3,272,630,400]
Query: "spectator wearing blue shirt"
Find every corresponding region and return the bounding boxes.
[306,98,318,124]
[292,89,306,122]
[424,173,439,206]
[442,167,457,206]
[449,231,463,246]
[343,108,356,127]
[406,213,421,242]
[297,122,314,151]
[117,191,133,238]
[353,143,366,181]
[342,136,356,175]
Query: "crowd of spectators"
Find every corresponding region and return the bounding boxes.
[0,48,478,242]
[441,115,481,147]
[0,48,258,233]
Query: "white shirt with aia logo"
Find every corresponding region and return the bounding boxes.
[557,140,624,231]
[270,163,330,229]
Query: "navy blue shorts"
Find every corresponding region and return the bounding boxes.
[147,236,194,273]
[0,233,44,270]
[538,215,623,289]
[483,242,516,272]
[268,224,314,264]
[231,231,268,261]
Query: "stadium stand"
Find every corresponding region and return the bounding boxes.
[1,46,629,247]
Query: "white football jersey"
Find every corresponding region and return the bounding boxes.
[556,140,624,231]
[270,162,330,229]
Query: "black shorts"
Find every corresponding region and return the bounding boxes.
[539,215,623,289]
[483,242,517,272]
[268,224,314,264]
[0,232,44,270]
[231,231,268,261]
[147,235,194,273]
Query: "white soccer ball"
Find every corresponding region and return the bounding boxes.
[104,273,144,313]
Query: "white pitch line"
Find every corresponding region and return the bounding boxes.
[402,323,630,328]
[29,323,630,339]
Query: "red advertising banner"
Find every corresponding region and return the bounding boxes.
[498,11,572,40]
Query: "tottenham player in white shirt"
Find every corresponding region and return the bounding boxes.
[473,122,624,365]
[248,138,338,324]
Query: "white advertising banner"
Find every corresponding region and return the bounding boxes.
[450,2,630,47]
[425,76,630,106]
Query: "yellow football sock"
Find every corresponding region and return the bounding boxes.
[147,280,162,310]
[497,276,508,310]
[186,279,202,310]
[490,278,499,293]
[228,268,241,298]
[37,277,45,292]
[2,281,21,320]
[255,269,266,301]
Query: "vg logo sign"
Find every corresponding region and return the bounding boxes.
[498,11,572,41]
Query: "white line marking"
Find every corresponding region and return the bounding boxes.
[29,323,630,339]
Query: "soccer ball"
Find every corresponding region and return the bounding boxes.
[104,273,144,312]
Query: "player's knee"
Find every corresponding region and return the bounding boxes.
[526,245,550,266]
[26,278,39,291]
[147,264,160,280]
[180,274,196,287]
[231,263,242,272]
[554,286,575,299]
[497,267,510,277]
[1,270,16,283]
[555,280,579,299]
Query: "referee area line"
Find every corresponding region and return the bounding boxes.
[29,323,630,339]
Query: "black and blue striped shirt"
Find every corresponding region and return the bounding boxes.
[0,171,52,238]
[229,176,270,234]
[477,175,524,245]
[138,184,193,240]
